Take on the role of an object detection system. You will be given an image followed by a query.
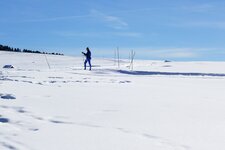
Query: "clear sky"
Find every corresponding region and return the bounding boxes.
[1,0,225,61]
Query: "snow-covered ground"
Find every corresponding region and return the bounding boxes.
[1,51,225,150]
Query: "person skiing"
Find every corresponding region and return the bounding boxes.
[82,47,92,70]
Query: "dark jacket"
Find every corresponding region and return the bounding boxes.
[82,50,91,60]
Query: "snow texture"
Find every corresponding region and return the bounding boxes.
[0,51,225,150]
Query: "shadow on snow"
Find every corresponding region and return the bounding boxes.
[116,70,225,77]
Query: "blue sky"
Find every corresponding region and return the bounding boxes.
[1,0,225,61]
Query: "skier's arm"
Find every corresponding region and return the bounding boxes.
[82,52,87,56]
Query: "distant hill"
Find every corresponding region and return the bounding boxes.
[0,44,64,56]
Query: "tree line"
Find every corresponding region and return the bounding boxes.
[0,44,64,56]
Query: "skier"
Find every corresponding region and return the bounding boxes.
[82,47,92,70]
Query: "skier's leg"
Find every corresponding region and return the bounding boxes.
[88,59,91,70]
[84,60,87,70]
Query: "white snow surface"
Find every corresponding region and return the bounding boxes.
[1,51,225,150]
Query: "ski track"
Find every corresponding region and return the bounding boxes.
[0,105,190,150]
[1,67,224,90]
[0,74,132,86]
[116,70,225,77]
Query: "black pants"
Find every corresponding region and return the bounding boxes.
[84,59,91,70]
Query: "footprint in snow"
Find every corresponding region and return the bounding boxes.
[21,80,33,84]
[49,119,73,124]
[0,142,17,150]
[13,107,27,113]
[0,94,16,100]
[49,81,57,83]
[119,80,131,84]
[0,117,10,123]
[36,82,43,85]
[48,77,64,79]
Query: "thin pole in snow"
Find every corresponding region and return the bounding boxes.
[117,47,120,69]
[114,49,117,66]
[44,54,51,69]
[130,50,135,71]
